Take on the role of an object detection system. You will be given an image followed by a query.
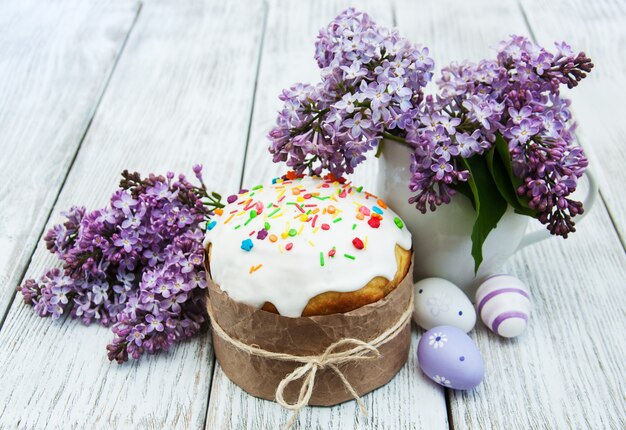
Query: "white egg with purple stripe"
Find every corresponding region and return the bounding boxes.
[475,274,531,338]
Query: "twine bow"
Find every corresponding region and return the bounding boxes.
[207,294,413,429]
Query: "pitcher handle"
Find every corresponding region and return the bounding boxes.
[517,168,598,250]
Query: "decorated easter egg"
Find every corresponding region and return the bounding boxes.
[413,278,476,332]
[475,274,531,338]
[417,325,484,390]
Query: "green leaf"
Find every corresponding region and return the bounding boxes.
[461,155,508,273]
[486,145,536,217]
[490,133,537,217]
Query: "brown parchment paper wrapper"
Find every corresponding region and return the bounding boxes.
[205,253,414,406]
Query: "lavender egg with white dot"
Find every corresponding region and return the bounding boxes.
[413,278,476,332]
[475,274,531,338]
[417,325,484,390]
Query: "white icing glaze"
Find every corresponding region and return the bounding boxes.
[204,176,412,317]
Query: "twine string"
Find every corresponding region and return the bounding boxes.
[206,293,413,429]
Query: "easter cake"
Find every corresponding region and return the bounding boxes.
[203,175,414,406]
[204,176,412,317]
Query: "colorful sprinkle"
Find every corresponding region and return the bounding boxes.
[311,214,318,227]
[372,206,383,215]
[352,237,364,250]
[327,205,336,214]
[299,214,308,222]
[359,206,370,216]
[207,220,217,230]
[285,242,293,251]
[394,217,404,229]
[227,195,238,204]
[332,217,342,223]
[257,229,268,240]
[264,222,271,230]
[356,212,364,220]
[352,223,357,230]
[224,214,235,224]
[214,208,224,216]
[321,223,330,230]
[268,208,280,218]
[368,217,380,228]
[344,253,356,260]
[319,252,325,267]
[269,234,278,242]
[328,248,336,257]
[252,185,263,190]
[377,199,387,209]
[249,264,263,274]
[241,239,254,251]
[288,228,297,237]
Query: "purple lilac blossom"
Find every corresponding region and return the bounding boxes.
[19,168,222,363]
[406,35,592,237]
[268,8,434,177]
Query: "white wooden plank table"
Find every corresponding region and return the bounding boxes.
[0,0,624,429]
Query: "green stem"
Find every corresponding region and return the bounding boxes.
[291,109,329,135]
[381,132,412,147]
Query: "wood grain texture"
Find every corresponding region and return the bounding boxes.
[0,0,139,323]
[0,0,265,428]
[395,0,626,428]
[208,1,449,428]
[519,0,626,245]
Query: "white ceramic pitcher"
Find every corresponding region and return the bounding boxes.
[377,139,598,295]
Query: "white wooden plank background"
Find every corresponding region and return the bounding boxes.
[0,0,139,323]
[0,0,264,428]
[0,0,624,429]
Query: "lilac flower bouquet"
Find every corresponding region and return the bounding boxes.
[20,167,223,363]
[268,9,593,269]
[269,8,435,175]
